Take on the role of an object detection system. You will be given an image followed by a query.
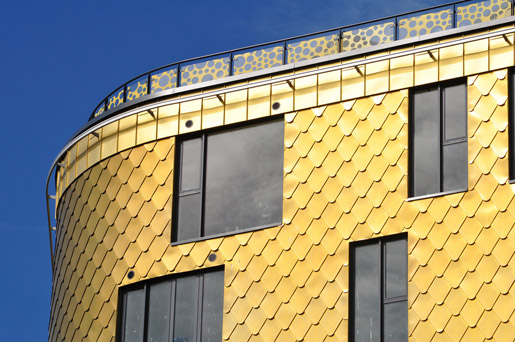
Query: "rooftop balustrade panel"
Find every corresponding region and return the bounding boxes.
[179,56,230,87]
[151,66,178,94]
[233,44,284,76]
[457,0,512,27]
[398,7,454,39]
[341,21,395,52]
[287,32,340,64]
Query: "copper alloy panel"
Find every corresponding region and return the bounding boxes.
[50,26,515,340]
[51,70,515,341]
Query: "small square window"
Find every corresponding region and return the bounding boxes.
[410,81,468,197]
[118,268,224,342]
[349,234,407,341]
[173,118,284,243]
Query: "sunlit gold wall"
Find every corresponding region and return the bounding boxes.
[50,25,515,342]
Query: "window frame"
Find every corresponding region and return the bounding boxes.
[116,267,224,342]
[349,233,408,342]
[509,70,515,182]
[172,116,284,245]
[409,79,468,200]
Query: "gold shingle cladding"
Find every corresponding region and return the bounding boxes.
[50,24,515,341]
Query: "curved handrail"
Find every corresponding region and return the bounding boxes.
[89,0,512,121]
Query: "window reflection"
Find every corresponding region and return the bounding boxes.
[351,234,407,342]
[119,269,223,342]
[411,81,467,197]
[175,118,284,242]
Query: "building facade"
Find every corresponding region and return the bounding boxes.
[47,0,515,340]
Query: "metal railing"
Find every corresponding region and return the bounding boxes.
[89,0,514,119]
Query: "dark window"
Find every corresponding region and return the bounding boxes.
[118,268,224,342]
[174,118,284,242]
[350,234,407,342]
[410,81,467,197]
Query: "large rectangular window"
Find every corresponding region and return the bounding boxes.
[350,234,407,342]
[118,268,224,342]
[174,118,284,242]
[410,81,467,197]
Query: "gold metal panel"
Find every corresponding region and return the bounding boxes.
[318,70,341,105]
[389,56,414,92]
[412,320,437,341]
[461,299,484,327]
[460,271,483,300]
[365,60,389,95]
[199,95,224,130]
[445,315,468,341]
[494,323,515,342]
[276,276,297,304]
[429,304,452,333]
[248,85,271,120]
[341,66,364,101]
[245,308,267,335]
[492,266,514,294]
[117,115,137,152]
[415,50,439,86]
[439,44,464,81]
[260,291,282,318]
[490,34,514,70]
[275,302,297,329]
[52,55,515,342]
[271,81,294,114]
[289,313,311,340]
[179,99,202,134]
[465,39,489,75]
[136,111,157,145]
[76,136,88,177]
[294,75,317,110]
[477,309,501,339]
[225,89,248,124]
[319,307,342,336]
[493,292,515,322]
[157,104,179,139]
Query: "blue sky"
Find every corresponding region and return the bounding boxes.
[0,0,453,339]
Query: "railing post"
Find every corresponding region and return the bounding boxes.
[393,17,399,40]
[453,4,457,29]
[338,29,342,53]
[123,84,127,103]
[229,52,234,77]
[177,64,181,88]
[283,41,288,65]
[147,73,151,95]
